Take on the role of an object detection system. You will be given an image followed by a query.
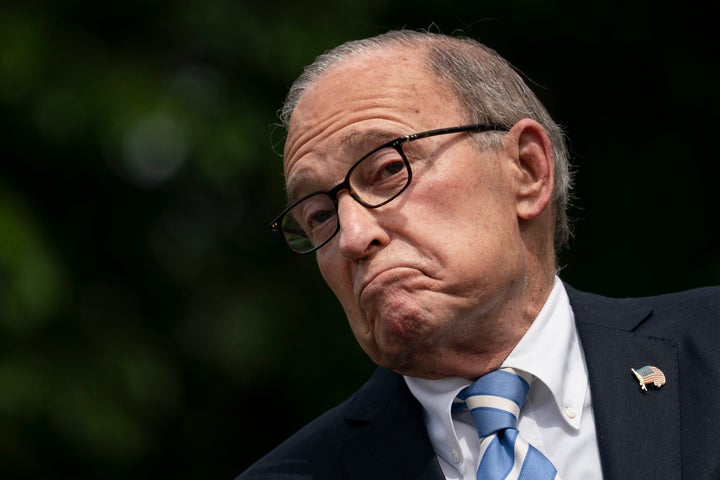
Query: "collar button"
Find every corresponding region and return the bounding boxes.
[564,405,577,419]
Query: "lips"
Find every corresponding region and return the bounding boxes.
[357,266,424,303]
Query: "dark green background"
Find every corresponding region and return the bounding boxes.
[1,1,717,478]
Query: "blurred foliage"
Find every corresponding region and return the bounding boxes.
[0,0,717,479]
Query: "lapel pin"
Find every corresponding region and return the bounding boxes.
[631,365,666,391]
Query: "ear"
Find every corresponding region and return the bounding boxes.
[505,118,554,220]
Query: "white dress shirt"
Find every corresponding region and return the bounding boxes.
[404,277,603,479]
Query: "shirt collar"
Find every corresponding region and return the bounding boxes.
[501,277,587,430]
[404,376,469,467]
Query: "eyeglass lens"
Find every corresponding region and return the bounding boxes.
[281,145,410,253]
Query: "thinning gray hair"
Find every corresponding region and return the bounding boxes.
[280,30,573,251]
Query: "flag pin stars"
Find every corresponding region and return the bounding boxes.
[631,365,666,391]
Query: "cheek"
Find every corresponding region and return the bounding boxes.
[410,173,495,238]
[411,171,520,269]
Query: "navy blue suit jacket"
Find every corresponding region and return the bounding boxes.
[238,285,720,479]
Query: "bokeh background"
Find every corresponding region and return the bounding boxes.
[1,1,717,478]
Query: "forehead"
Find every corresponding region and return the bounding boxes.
[282,46,464,188]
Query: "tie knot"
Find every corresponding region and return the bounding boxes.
[455,368,532,437]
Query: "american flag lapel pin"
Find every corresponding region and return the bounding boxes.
[631,365,666,392]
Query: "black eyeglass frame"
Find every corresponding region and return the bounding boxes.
[270,122,510,254]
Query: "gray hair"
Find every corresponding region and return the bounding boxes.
[280,30,573,251]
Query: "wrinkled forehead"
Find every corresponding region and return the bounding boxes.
[282,46,462,180]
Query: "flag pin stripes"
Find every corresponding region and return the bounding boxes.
[631,365,666,392]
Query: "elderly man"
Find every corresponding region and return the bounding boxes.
[239,30,719,479]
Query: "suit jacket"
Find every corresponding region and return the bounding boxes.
[238,285,720,479]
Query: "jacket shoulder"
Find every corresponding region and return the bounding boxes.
[236,368,407,479]
[566,283,720,334]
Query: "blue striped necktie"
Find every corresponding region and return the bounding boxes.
[453,368,559,480]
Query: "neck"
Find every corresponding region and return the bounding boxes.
[402,272,556,380]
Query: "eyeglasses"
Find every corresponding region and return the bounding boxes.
[270,123,509,254]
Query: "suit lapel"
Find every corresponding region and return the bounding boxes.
[568,286,681,480]
[339,369,444,480]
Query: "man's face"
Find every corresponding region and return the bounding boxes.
[283,48,536,379]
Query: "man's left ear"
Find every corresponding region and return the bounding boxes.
[506,118,554,220]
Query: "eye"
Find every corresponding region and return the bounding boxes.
[289,194,337,242]
[354,148,406,184]
[305,208,334,229]
[379,160,405,178]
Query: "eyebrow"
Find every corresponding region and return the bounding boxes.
[342,128,401,152]
[285,168,320,205]
[284,128,406,204]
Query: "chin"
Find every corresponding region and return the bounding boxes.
[351,298,444,372]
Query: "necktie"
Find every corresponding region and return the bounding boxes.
[453,368,559,480]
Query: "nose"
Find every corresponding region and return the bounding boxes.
[335,193,390,259]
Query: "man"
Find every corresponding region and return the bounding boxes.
[239,30,719,479]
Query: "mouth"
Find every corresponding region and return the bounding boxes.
[357,266,425,303]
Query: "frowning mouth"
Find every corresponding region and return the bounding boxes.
[357,266,426,303]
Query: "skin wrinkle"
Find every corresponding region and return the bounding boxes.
[285,86,414,177]
[284,46,555,380]
[285,128,418,204]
